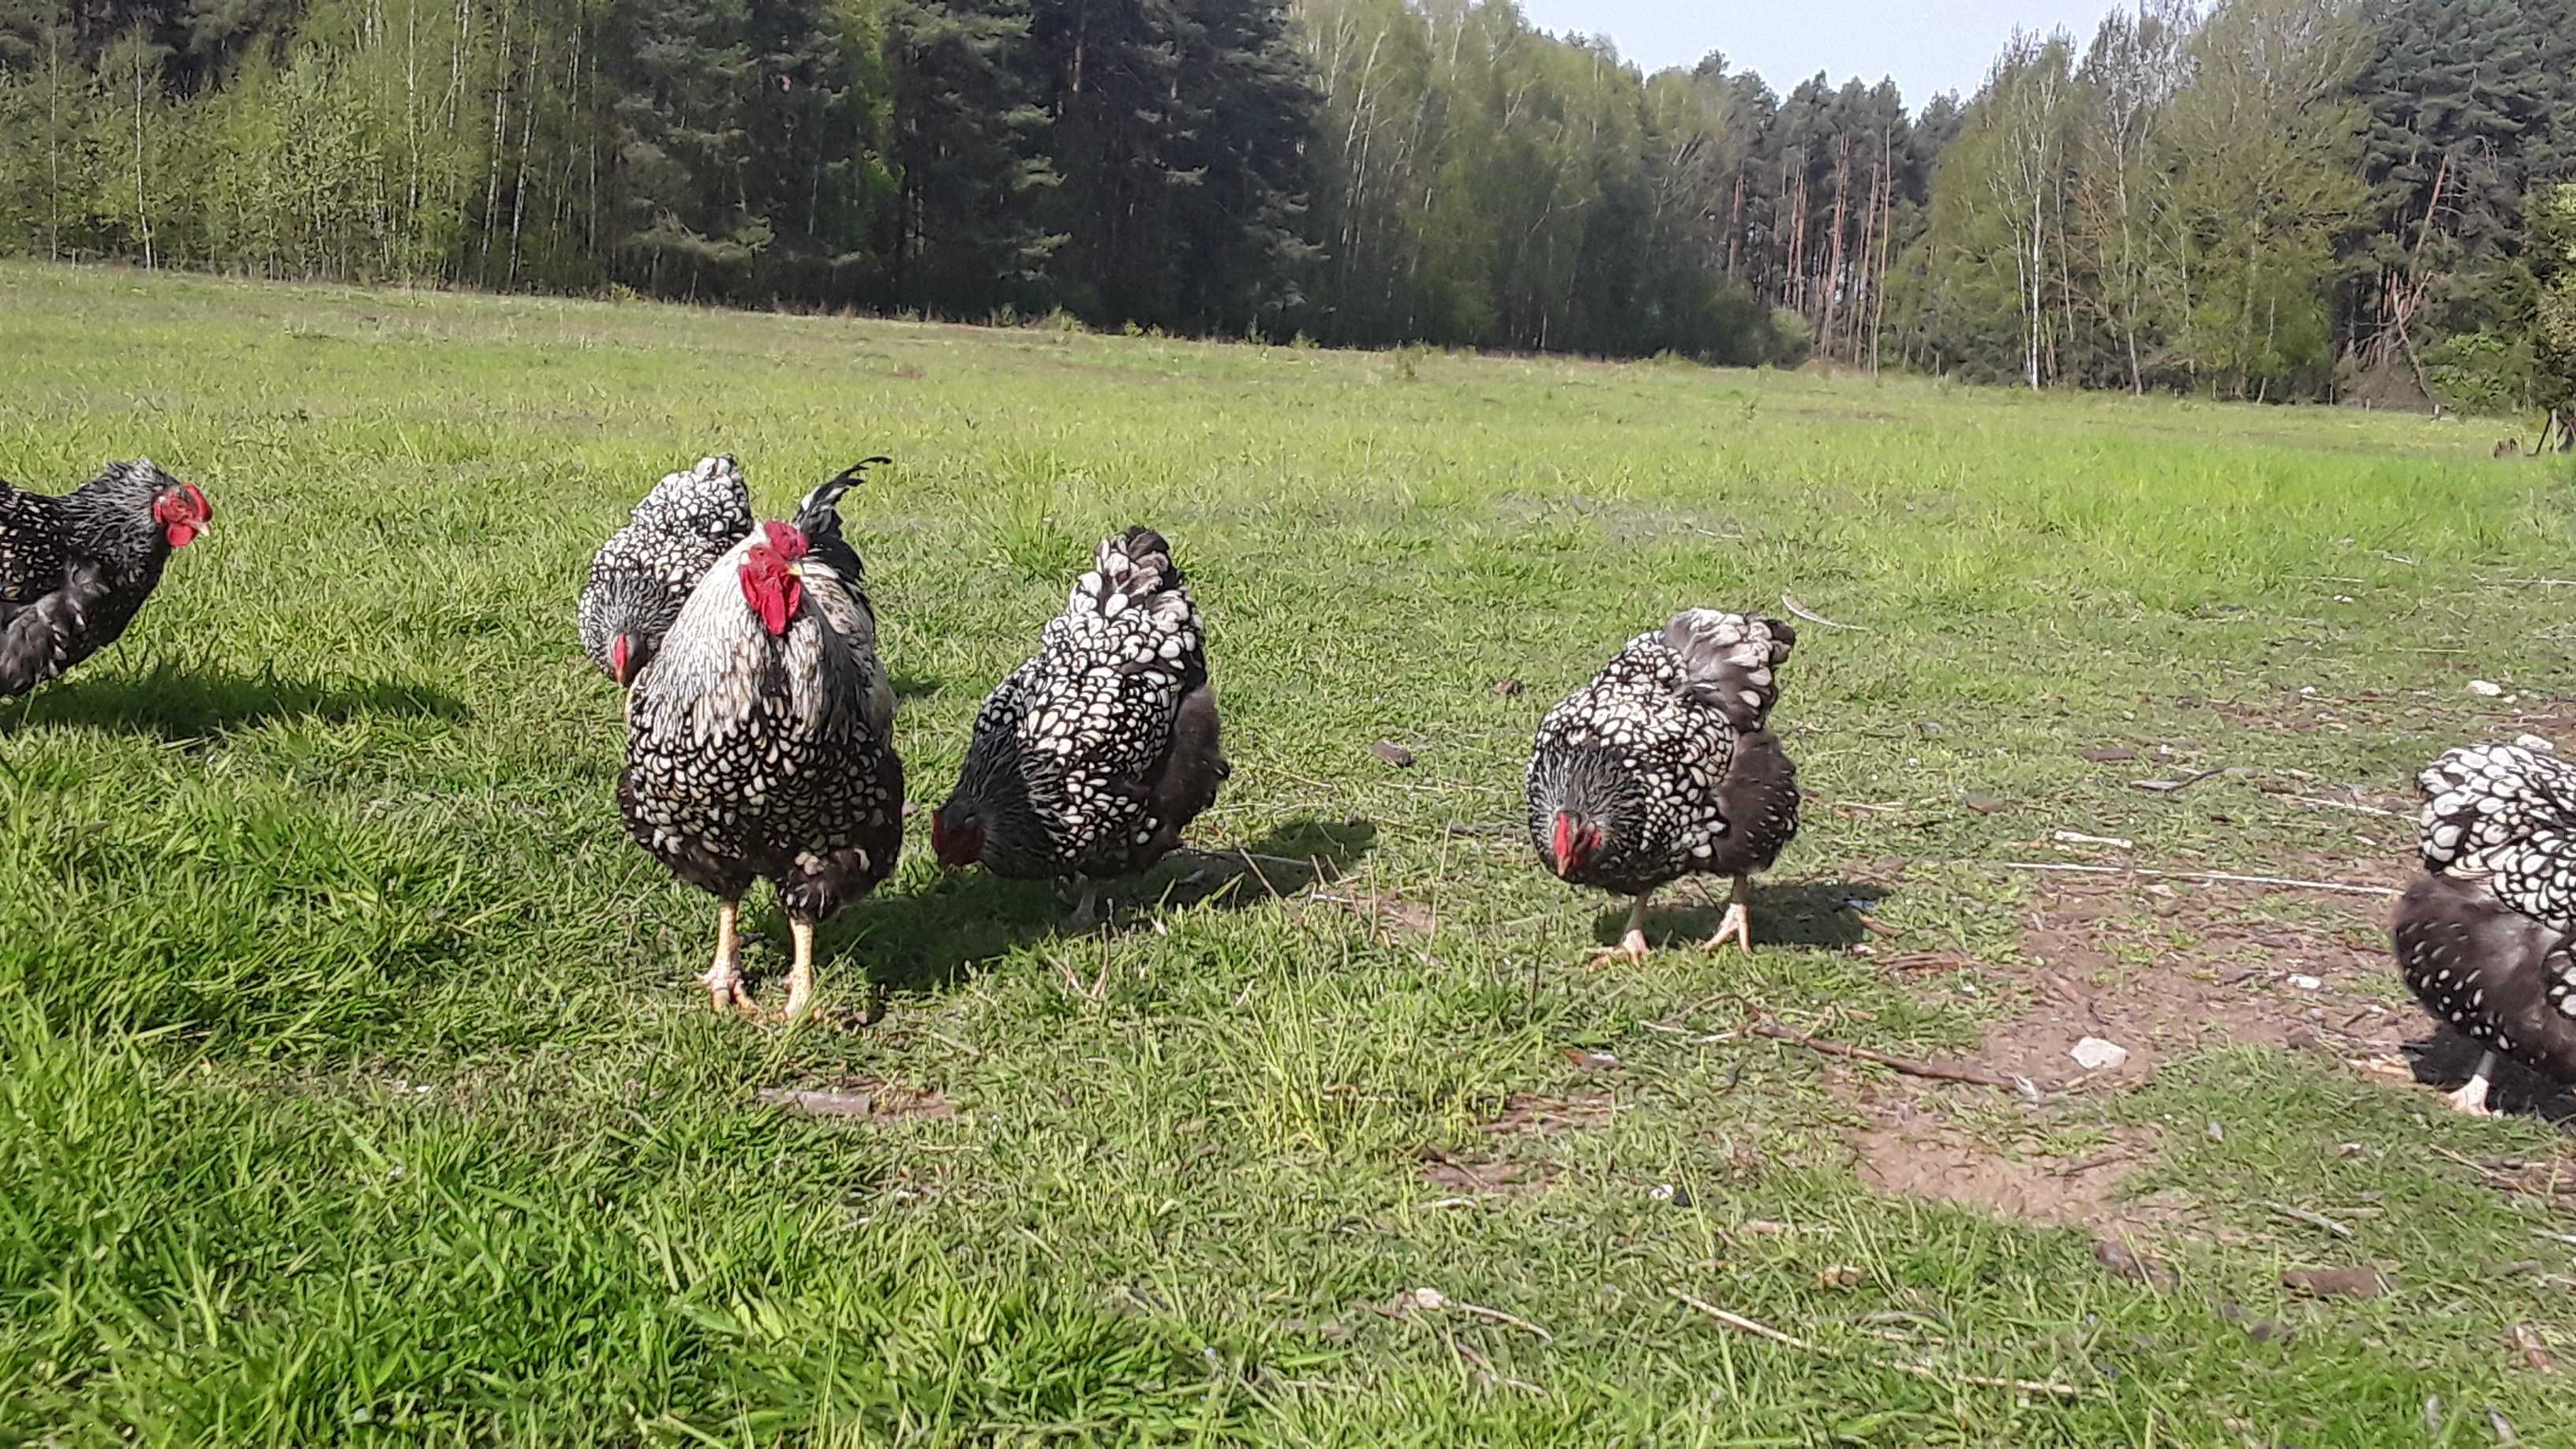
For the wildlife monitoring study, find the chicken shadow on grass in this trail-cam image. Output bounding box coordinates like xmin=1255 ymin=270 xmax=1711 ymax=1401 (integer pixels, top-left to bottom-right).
xmin=1589 ymin=879 xmax=1890 ymax=954
xmin=2404 ymin=1028 xmax=2576 ymax=1127
xmin=842 ymin=816 xmax=1381 ymax=998
xmin=4 ymin=665 xmax=469 ymax=739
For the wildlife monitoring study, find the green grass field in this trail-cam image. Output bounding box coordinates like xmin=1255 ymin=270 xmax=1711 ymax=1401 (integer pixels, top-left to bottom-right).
xmin=7 ymin=260 xmax=2576 ymax=1445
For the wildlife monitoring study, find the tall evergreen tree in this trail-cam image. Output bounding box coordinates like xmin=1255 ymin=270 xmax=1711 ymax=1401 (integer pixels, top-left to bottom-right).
xmin=884 ymin=0 xmax=1057 ymax=316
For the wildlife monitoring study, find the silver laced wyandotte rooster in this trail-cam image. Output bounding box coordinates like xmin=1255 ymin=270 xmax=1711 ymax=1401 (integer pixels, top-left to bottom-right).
xmin=2393 ymin=740 xmax=2576 ymax=1114
xmin=2 ymin=459 xmax=213 ymax=701
xmin=930 ymin=527 xmax=1226 ymax=919
xmin=578 ymin=454 xmax=754 ymax=691
xmin=1526 ymin=610 xmax=1798 ymax=964
xmin=618 ymin=458 xmax=900 ymax=1020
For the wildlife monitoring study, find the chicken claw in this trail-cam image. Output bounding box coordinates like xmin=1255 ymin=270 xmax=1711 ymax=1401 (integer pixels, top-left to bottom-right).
xmin=1589 ymin=929 xmax=1651 ymax=966
xmin=1700 ymin=903 xmax=1752 ymax=955
xmin=704 ymin=968 xmax=754 ymax=1013
xmin=2445 ymin=1050 xmax=2497 ymax=1116
xmin=1699 ymin=877 xmax=1753 ymax=955
xmin=1588 ymin=893 xmax=1653 ymax=965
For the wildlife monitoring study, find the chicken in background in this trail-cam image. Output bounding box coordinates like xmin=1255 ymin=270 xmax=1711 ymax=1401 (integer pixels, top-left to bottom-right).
xmin=2 ymin=459 xmax=213 ymax=700
xmin=1526 ymin=610 xmax=1799 ymax=963
xmin=618 ymin=458 xmax=901 ymax=1020
xmin=932 ymin=527 xmax=1227 ymax=920
xmin=578 ymin=454 xmax=754 ymax=691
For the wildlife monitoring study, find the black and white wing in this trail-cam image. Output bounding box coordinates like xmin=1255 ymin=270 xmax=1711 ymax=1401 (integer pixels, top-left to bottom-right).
xmin=1008 ymin=529 xmax=1208 ymax=873
xmin=631 ymin=454 xmax=754 ymax=544
xmin=2420 ymin=743 xmax=2576 ymax=930
xmin=0 ymin=477 xmax=69 ymax=606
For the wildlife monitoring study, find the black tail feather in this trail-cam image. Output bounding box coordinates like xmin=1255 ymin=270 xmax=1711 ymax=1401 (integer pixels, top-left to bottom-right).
xmin=794 ymin=455 xmax=893 ymax=537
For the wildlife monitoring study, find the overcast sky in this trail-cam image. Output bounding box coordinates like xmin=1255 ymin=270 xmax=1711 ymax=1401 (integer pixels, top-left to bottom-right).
xmin=1511 ymin=0 xmax=2125 ymax=107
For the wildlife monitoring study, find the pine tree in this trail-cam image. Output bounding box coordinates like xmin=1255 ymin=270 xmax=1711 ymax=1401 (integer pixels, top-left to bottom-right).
xmin=885 ymin=0 xmax=1058 ymax=316
xmin=602 ymin=0 xmax=762 ymax=298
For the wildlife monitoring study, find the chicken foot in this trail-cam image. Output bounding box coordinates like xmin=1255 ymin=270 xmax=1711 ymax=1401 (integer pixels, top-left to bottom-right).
xmin=1700 ymin=876 xmax=1753 ymax=955
xmin=702 ymin=898 xmax=752 ymax=1012
xmin=2446 ymin=1049 xmax=2497 ymax=1116
xmin=1589 ymin=892 xmax=1653 ymax=965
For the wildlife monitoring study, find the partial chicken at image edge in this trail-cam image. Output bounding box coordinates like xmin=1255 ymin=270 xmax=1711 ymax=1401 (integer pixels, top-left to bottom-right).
xmin=0 ymin=459 xmax=212 ymax=702
xmin=932 ymin=526 xmax=1229 ymax=923
xmin=616 ymin=457 xmax=901 ymax=1021
xmin=2394 ymin=739 xmax=2576 ymax=1114
xmin=1527 ymin=609 xmax=1800 ymax=964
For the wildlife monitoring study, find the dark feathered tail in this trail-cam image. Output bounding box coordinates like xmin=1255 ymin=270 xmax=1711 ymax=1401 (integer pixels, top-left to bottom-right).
xmin=793 ymin=455 xmax=892 ymax=538
xmin=1662 ymin=609 xmax=1795 ymax=731
xmin=1067 ymin=526 xmax=1189 ymax=625
xmin=1114 ymin=526 xmax=1181 ymax=590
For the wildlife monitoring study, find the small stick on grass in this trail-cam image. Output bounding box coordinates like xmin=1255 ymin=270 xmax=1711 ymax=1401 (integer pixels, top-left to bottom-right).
xmin=1447 ymin=1299 xmax=1554 ymax=1342
xmin=1986 ymin=861 xmax=2398 ymax=898
xmin=1233 ymin=848 xmax=1287 ymax=902
xmin=1447 ymin=1338 xmax=1548 ymax=1398
xmin=2263 ymin=1200 xmax=2355 ymax=1239
xmin=1750 ymin=1017 xmax=2031 ymax=1091
xmin=1671 ymin=1290 xmax=1827 ymax=1353
xmin=915 ymin=1028 xmax=982 ymax=1059
xmin=2283 ymin=796 xmax=2405 ymax=819
xmin=1781 ymin=593 xmax=1867 ymax=631
xmin=1672 ymin=1290 xmax=2095 ymax=1399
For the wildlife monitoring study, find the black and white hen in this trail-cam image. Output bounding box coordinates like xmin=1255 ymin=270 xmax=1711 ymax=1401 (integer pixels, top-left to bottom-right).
xmin=619 ymin=459 xmax=901 ymax=1019
xmin=930 ymin=527 xmax=1226 ymax=916
xmin=578 ymin=454 xmax=754 ymax=688
xmin=2 ymin=459 xmax=212 ymax=700
xmin=1526 ymin=610 xmax=1798 ymax=962
xmin=2394 ymin=740 xmax=2576 ymax=1114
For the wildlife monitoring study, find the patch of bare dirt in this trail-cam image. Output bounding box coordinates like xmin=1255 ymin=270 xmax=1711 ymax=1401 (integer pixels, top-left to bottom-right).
xmin=1968 ymin=867 xmax=2407 ymax=1091
xmin=1833 ymin=867 xmax=2416 ymax=1232
xmin=1418 ymin=1150 xmax=1554 ymax=1196
xmin=1410 ymin=1091 xmax=1619 ymax=1198
xmin=1479 ymin=1090 xmax=1617 ymax=1135
xmin=1852 ymin=1121 xmax=2170 ymax=1228
xmin=758 ymin=1081 xmax=956 ymax=1122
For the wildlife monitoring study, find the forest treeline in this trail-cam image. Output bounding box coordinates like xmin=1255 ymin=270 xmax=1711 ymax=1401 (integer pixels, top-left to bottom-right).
xmin=4 ymin=0 xmax=2574 ymax=409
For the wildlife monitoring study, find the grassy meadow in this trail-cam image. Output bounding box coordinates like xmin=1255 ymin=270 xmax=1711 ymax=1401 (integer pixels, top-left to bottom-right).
xmin=8 ymin=260 xmax=2576 ymax=1444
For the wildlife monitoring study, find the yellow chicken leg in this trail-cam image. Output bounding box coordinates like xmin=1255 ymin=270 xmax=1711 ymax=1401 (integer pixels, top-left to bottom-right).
xmin=702 ymin=898 xmax=751 ymax=1012
xmin=780 ymin=917 xmax=819 ymax=1022
xmin=1589 ymin=892 xmax=1653 ymax=965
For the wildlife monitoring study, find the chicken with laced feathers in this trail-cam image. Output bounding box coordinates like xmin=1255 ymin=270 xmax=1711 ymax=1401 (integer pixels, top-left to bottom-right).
xmin=2 ymin=459 xmax=212 ymax=701
xmin=578 ymin=454 xmax=754 ymax=691
xmin=1527 ymin=610 xmax=1799 ymax=963
xmin=2394 ymin=739 xmax=2576 ymax=1114
xmin=932 ymin=526 xmax=1226 ymax=918
xmin=618 ymin=457 xmax=900 ymax=1020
